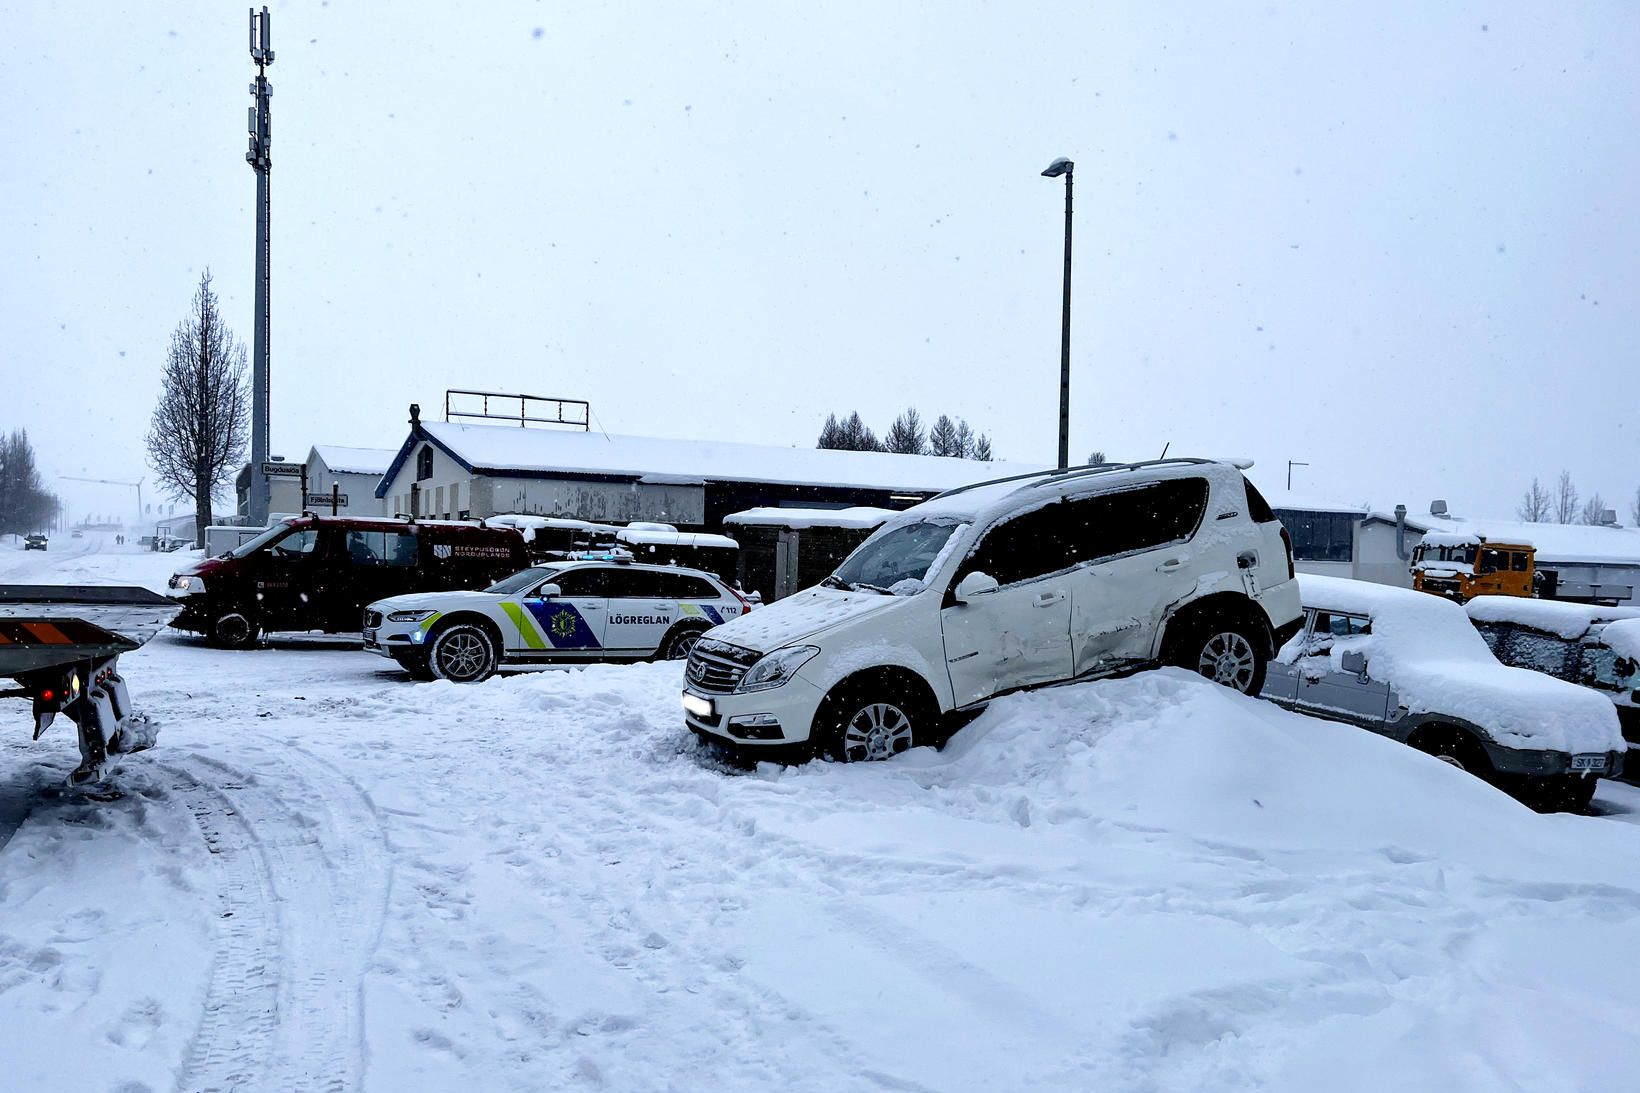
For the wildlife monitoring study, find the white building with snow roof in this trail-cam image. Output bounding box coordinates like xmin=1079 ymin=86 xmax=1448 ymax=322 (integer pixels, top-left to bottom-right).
xmin=305 ymin=445 xmax=395 ymax=517
xmin=375 ymin=404 xmax=1047 ymax=530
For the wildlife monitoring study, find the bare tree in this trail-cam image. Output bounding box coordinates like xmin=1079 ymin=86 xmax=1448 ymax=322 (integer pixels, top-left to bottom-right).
xmin=1552 ymin=469 xmax=1579 ymax=524
xmin=884 ymin=408 xmax=927 ymax=455
xmin=1086 ymin=449 xmax=1107 ymax=465
xmin=144 ymin=271 xmax=250 ymax=540
xmin=1579 ymin=492 xmax=1608 ymax=526
xmin=1631 ymin=485 xmax=1640 ymax=527
xmin=1517 ymin=477 xmax=1551 ymax=522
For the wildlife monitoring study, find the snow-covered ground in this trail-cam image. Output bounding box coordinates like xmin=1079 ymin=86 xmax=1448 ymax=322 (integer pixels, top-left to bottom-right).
xmin=5 ymin=533 xmax=1640 ymax=1091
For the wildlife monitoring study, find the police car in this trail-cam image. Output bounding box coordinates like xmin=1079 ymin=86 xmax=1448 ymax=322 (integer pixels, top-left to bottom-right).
xmin=363 ymin=555 xmax=753 ymax=682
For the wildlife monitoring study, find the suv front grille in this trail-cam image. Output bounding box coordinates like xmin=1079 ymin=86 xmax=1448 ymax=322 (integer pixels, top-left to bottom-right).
xmin=685 ymin=639 xmax=759 ymax=693
xmin=363 ymin=609 xmax=383 ymax=629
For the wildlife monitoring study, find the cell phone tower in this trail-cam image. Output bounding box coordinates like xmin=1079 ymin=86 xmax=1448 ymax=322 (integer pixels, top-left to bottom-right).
xmin=246 ymin=6 xmax=274 ymax=524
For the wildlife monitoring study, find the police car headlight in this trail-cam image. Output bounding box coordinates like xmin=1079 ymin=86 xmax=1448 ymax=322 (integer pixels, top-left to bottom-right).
xmin=387 ymin=609 xmax=438 ymax=623
xmin=738 ymin=645 xmax=820 ymax=693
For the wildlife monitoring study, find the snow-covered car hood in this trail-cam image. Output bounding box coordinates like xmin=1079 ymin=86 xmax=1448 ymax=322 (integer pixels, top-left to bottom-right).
xmin=369 ymin=590 xmax=501 ymax=614
xmin=1292 ymin=575 xmax=1624 ymax=754
xmin=703 ymin=586 xmax=912 ymax=655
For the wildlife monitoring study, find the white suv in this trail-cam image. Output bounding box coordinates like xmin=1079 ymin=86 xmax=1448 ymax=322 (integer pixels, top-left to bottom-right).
xmin=682 ymin=459 xmax=1302 ymax=760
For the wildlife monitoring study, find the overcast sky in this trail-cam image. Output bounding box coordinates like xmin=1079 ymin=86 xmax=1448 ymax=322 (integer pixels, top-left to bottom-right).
xmin=4 ymin=1 xmax=1637 ymax=525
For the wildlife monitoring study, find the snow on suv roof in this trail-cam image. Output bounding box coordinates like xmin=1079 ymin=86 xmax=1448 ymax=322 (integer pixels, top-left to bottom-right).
xmin=1295 ymin=574 xmax=1621 ymax=752
xmin=1465 ymin=596 xmax=1640 ymax=640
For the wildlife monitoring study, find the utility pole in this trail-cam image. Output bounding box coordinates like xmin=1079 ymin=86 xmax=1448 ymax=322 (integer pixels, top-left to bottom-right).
xmin=246 ymin=6 xmax=275 ymax=525
xmin=1287 ymin=460 xmax=1309 ymax=491
xmin=1041 ymin=158 xmax=1075 ymax=470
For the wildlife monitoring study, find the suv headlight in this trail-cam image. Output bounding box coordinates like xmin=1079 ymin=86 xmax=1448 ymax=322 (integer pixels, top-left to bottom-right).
xmin=387 ymin=609 xmax=438 ymax=623
xmin=738 ymin=645 xmax=820 ymax=693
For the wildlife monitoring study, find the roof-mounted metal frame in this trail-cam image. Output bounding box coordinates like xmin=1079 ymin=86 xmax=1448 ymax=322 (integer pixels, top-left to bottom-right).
xmin=930 ymin=457 xmax=1227 ymax=502
xmin=444 ymin=389 xmax=590 ymax=431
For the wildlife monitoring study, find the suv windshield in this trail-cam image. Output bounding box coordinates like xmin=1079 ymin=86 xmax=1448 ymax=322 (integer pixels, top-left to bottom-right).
xmin=830 ymin=519 xmax=967 ymax=594
xmin=229 ymin=520 xmax=295 ymax=558
xmin=485 ymin=566 xmax=559 ymax=595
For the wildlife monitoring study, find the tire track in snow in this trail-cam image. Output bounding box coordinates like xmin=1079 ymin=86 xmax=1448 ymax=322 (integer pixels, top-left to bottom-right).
xmin=164 ymin=745 xmax=389 ymax=1092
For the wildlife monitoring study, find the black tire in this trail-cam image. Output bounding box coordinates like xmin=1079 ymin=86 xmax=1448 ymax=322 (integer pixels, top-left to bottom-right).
xmin=392 ymin=650 xmax=436 ymax=681
xmin=814 ymin=684 xmax=927 ymax=763
xmin=427 ymin=622 xmax=498 ymax=683
xmin=657 ymin=624 xmax=709 ymax=662
xmin=1410 ymin=726 xmax=1492 ymax=777
xmin=209 ymin=610 xmax=259 ymax=650
xmin=1169 ymin=610 xmax=1268 ymax=695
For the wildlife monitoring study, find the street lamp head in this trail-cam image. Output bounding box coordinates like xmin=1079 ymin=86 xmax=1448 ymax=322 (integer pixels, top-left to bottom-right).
xmin=1041 ymin=157 xmax=1073 ymax=178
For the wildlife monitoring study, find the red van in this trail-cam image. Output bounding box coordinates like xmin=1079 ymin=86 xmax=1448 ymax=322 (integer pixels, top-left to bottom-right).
xmin=167 ymin=516 xmax=528 ymax=647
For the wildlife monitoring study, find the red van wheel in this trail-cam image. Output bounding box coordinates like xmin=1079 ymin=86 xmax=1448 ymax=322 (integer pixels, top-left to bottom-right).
xmin=210 ymin=611 xmax=260 ymax=650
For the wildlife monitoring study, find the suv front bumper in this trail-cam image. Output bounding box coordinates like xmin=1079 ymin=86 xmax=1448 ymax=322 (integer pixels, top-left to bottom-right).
xmin=1483 ymin=741 xmax=1625 ymax=779
xmin=683 ymin=674 xmax=827 ymax=750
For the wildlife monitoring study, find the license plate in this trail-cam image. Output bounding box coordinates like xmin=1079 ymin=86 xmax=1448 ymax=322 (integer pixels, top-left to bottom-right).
xmin=681 ymin=693 xmax=713 ymax=718
xmin=1571 ymin=754 xmax=1607 ymax=772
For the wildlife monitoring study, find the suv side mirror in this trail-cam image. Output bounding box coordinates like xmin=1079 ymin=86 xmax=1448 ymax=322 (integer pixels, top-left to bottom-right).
xmin=1340 ymin=649 xmax=1367 ymax=676
xmin=533 ymin=583 xmax=562 ymax=600
xmin=953 ymin=571 xmax=1000 ymax=603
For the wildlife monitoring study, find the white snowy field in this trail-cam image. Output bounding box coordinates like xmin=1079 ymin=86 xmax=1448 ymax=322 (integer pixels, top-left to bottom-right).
xmin=5 ymin=534 xmax=1640 ymax=1092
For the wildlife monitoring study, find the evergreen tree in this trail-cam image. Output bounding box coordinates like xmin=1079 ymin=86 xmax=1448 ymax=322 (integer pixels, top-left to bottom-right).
xmin=954 ymin=420 xmax=976 ymax=458
xmin=884 ymin=408 xmax=926 ymax=455
xmin=816 ymin=413 xmax=846 ymax=449
xmin=928 ymin=414 xmax=962 ymax=457
xmin=973 ymin=435 xmax=994 ymax=461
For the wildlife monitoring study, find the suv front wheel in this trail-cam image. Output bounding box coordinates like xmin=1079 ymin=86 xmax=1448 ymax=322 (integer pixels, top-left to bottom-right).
xmin=815 ymin=680 xmax=932 ymax=762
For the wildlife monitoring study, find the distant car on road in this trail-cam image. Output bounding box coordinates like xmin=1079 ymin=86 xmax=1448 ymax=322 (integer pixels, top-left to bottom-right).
xmin=364 ymin=558 xmax=754 ymax=682
xmin=23 ymin=534 xmax=48 ymax=551
xmin=70 ymin=529 xmax=84 ymax=539
xmin=1466 ymin=596 xmax=1640 ymax=783
xmin=1263 ymin=575 xmax=1625 ymax=811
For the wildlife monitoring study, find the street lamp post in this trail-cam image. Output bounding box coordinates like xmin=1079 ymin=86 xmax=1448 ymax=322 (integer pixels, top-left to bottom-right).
xmin=1041 ymin=157 xmax=1074 ymax=470
xmin=1287 ymin=460 xmax=1309 ymax=491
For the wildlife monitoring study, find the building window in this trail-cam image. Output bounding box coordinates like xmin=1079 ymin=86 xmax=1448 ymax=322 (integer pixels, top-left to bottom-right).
xmin=1275 ymin=509 xmax=1354 ymax=563
xmin=416 ymin=446 xmax=434 ymax=482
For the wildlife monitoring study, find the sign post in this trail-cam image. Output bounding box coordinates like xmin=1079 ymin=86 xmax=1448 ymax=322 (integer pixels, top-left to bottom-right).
xmin=304 ymin=488 xmax=347 ymax=515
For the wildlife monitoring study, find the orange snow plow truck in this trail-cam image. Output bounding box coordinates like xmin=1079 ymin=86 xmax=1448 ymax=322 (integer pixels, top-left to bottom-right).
xmin=1412 ymin=532 xmax=1536 ymax=602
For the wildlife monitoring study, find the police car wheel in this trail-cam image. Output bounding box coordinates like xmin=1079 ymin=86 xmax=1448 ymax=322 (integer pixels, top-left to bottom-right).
xmin=659 ymin=626 xmax=707 ymax=661
xmin=428 ymin=623 xmax=497 ymax=684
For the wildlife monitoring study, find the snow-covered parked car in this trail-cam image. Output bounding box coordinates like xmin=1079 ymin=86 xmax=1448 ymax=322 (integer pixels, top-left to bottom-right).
xmin=1466 ymin=596 xmax=1640 ymax=782
xmin=364 ymin=558 xmax=754 ymax=682
xmin=683 ymin=458 xmax=1303 ymax=761
xmin=1263 ymin=575 xmax=1625 ymax=811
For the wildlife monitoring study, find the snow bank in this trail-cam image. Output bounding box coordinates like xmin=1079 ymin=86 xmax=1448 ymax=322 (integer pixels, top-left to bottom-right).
xmin=1294 ymin=575 xmax=1623 ymax=752
xmin=1466 ymin=595 xmax=1640 ymax=639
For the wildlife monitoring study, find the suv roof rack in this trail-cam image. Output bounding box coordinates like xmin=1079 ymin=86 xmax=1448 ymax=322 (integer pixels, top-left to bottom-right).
xmin=931 ymin=457 xmax=1226 ymax=503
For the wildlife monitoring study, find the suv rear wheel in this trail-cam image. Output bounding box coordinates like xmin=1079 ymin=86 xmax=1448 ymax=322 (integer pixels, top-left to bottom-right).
xmin=428 ymin=623 xmax=498 ymax=683
xmin=1169 ymin=611 xmax=1268 ymax=695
